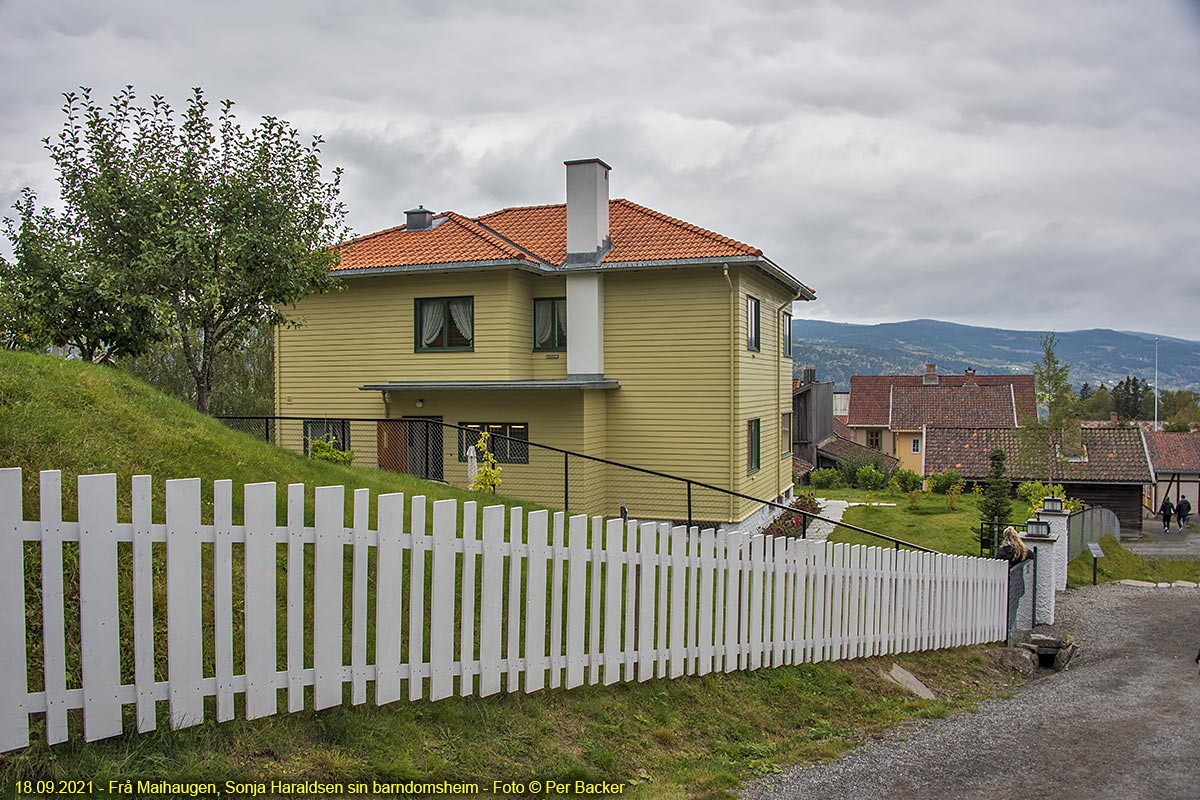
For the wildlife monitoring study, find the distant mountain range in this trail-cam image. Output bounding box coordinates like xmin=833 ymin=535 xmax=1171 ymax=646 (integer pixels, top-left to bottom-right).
xmin=791 ymin=319 xmax=1200 ymax=392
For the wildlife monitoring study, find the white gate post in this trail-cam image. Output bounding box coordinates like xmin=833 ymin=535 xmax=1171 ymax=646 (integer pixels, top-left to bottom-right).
xmin=1036 ymin=504 xmax=1071 ymax=592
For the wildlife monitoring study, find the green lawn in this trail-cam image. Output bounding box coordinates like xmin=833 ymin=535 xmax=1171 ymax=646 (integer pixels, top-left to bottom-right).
xmin=1066 ymin=536 xmax=1200 ymax=588
xmin=819 ymin=490 xmax=1025 ymax=556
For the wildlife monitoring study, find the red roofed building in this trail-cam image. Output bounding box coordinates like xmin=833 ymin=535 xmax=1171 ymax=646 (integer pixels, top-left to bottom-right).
xmin=845 ymin=364 xmax=1036 ymax=473
xmin=1145 ymin=431 xmax=1200 ymax=513
xmin=275 ymin=159 xmax=815 ymax=526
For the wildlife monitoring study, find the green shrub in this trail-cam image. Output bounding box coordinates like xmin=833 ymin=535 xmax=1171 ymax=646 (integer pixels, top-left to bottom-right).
xmin=809 ymin=468 xmax=841 ymax=489
xmin=467 ymin=431 xmax=503 ymax=493
xmin=888 ymin=468 xmax=923 ymax=493
xmin=1016 ymin=480 xmax=1084 ymax=517
xmin=929 ymin=469 xmax=963 ymax=494
xmin=854 ymin=464 xmax=886 ymax=490
xmin=309 ymin=434 xmax=353 ymax=464
xmin=906 ymin=490 xmax=922 ymax=510
xmin=762 ymin=492 xmax=823 ymax=538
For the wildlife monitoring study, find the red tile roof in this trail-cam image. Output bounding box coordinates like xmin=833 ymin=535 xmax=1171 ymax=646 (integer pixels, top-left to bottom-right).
xmin=333 ymin=199 xmax=812 ymax=297
xmin=1146 ymin=432 xmax=1200 ymax=472
xmin=889 ymin=384 xmax=1018 ymax=430
xmin=923 ymin=426 xmax=1152 ymax=483
xmin=816 ymin=434 xmax=901 ymax=471
xmin=846 ymin=371 xmax=1035 ymax=428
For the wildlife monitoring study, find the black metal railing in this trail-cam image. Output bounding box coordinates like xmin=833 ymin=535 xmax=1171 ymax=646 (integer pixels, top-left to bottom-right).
xmin=978 ymin=520 xmax=1031 ymax=558
xmin=217 ymin=415 xmax=935 ymax=552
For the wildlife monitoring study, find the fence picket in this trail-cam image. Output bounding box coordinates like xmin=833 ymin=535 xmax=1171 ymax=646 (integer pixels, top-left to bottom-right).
xmin=656 ymin=523 xmax=670 ymax=678
xmin=286 ymin=483 xmax=306 ymax=712
xmin=622 ymin=522 xmax=638 ymax=683
xmin=375 ymin=493 xmax=405 ymax=705
xmin=39 ymin=471 xmax=68 ymax=743
xmin=245 ymin=482 xmax=278 ymax=720
xmin=698 ymin=529 xmax=715 ymax=676
xmin=409 ymin=496 xmax=428 ymax=701
xmin=506 ymin=508 xmax=523 ymax=692
xmin=351 ymin=489 xmax=370 ymax=705
xmin=637 ymin=522 xmax=657 ymax=682
xmin=460 ymin=501 xmax=479 ymax=697
xmin=669 ymin=525 xmax=686 ymax=678
xmin=738 ymin=533 xmax=752 ymax=670
xmin=480 ymin=505 xmax=505 ymax=696
xmin=565 ymin=515 xmax=589 ymax=689
xmin=587 ymin=517 xmax=603 ymax=686
xmin=0 ymin=469 xmax=27 ymax=752
xmin=165 ymin=477 xmax=203 ymax=731
xmin=430 ymin=499 xmax=457 ymax=701
xmin=524 ymin=509 xmax=549 ymax=694
xmin=548 ymin=511 xmax=564 ymax=690
xmin=314 ymin=485 xmax=345 ymax=710
xmin=602 ymin=519 xmax=623 ymax=685
xmin=687 ymin=528 xmax=700 ymax=675
xmin=131 ymin=474 xmax=155 ymax=733
xmin=213 ymin=479 xmax=234 ymax=724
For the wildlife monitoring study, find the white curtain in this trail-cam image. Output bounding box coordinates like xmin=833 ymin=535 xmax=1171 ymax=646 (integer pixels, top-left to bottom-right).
xmin=554 ymin=299 xmax=567 ymax=345
xmin=534 ymin=300 xmax=554 ymax=348
xmin=449 ymin=298 xmax=473 ymax=343
xmin=421 ymin=302 xmax=445 ymax=347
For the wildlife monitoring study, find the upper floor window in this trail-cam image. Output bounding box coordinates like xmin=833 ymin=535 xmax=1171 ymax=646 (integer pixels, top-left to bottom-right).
xmin=747 ymin=418 xmax=761 ymax=473
xmin=781 ymin=412 xmax=792 ymax=457
xmin=782 ymin=310 xmax=792 ymax=357
xmin=533 ymin=298 xmax=567 ymax=351
xmin=747 ymin=296 xmax=761 ymax=351
xmin=867 ymin=430 xmax=881 ymax=451
xmin=912 ymin=437 xmax=921 ymax=454
xmin=416 ymin=297 xmax=473 ymax=351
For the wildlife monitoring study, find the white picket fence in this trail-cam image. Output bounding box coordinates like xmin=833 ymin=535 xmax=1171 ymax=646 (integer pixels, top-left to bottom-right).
xmin=0 ymin=469 xmax=1009 ymax=752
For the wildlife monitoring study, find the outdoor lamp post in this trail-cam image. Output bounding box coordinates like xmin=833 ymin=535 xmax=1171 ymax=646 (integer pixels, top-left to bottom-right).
xmin=1025 ymin=519 xmax=1051 ymax=538
xmin=1042 ymin=496 xmax=1064 ymax=513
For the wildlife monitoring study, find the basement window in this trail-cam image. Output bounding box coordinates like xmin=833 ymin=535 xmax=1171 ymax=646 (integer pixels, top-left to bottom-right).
xmin=416 ymin=297 xmax=474 ymax=351
xmin=303 ymin=419 xmax=350 ymax=456
xmin=458 ymin=422 xmax=530 ymax=464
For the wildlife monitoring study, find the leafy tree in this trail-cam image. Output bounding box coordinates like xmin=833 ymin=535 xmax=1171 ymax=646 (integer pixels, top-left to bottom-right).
xmin=5 ymin=87 xmax=349 ymax=410
xmin=1111 ymin=376 xmax=1147 ymax=420
xmin=1020 ymin=334 xmax=1081 ymax=482
xmin=1077 ymin=383 xmax=1113 ymax=419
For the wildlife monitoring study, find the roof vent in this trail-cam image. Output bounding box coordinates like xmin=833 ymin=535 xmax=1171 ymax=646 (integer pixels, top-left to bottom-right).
xmin=923 ymin=363 xmax=939 ymax=386
xmin=802 ymin=367 xmax=816 ymax=384
xmin=405 ymin=205 xmax=434 ymax=231
xmin=964 ymin=367 xmax=976 ymax=377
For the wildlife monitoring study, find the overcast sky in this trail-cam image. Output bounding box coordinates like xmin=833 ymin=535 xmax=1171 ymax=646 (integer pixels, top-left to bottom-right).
xmin=2 ymin=0 xmax=1199 ymax=339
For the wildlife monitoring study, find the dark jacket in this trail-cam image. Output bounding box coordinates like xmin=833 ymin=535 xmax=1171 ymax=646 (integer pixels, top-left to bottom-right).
xmin=1177 ymin=498 xmax=1191 ymax=518
xmin=996 ymin=544 xmax=1031 ymax=564
xmin=1160 ymin=499 xmax=1175 ymax=517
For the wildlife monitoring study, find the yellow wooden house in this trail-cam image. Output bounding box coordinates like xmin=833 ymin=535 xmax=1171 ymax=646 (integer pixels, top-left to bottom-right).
xmin=275 ymin=159 xmax=814 ymax=525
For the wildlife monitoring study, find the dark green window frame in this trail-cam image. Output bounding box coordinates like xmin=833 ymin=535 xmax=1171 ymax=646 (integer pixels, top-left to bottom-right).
xmin=747 ymin=418 xmax=761 ymax=474
xmin=533 ymin=297 xmax=567 ymax=351
xmin=782 ymin=310 xmax=792 ymax=357
xmin=781 ymin=412 xmax=792 ymax=457
xmin=458 ymin=422 xmax=530 ymax=464
xmin=303 ymin=419 xmax=350 ymax=457
xmin=747 ymin=296 xmax=761 ymax=351
xmin=415 ymin=296 xmax=474 ymax=351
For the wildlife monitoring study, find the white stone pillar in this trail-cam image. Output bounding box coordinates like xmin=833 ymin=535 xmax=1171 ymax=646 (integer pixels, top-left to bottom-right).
xmin=1019 ymin=532 xmax=1057 ymax=625
xmin=1037 ymin=507 xmax=1071 ymax=591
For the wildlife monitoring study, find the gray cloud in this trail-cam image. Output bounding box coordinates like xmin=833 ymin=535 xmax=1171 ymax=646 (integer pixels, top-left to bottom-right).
xmin=1 ymin=0 xmax=1198 ymax=338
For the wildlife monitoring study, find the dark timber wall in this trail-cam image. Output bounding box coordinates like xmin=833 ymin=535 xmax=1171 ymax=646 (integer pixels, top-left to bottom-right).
xmin=1065 ymin=483 xmax=1145 ymax=530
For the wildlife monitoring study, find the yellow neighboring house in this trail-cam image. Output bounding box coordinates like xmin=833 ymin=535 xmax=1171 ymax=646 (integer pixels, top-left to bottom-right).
xmin=275 ymin=159 xmax=814 ymax=525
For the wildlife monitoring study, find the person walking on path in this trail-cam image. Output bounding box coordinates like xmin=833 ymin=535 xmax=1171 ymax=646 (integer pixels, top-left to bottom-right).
xmin=1176 ymin=496 xmax=1191 ymax=530
xmin=1159 ymin=497 xmax=1174 ymax=533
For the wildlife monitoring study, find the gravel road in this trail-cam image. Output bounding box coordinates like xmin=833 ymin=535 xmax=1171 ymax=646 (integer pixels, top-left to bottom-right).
xmin=740 ymin=585 xmax=1200 ymax=800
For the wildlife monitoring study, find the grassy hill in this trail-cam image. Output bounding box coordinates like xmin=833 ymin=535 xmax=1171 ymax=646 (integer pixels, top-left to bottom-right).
xmin=791 ymin=318 xmax=1200 ymax=391
xmin=0 ymin=351 xmax=1026 ymax=799
xmin=0 ymin=349 xmax=540 ymax=523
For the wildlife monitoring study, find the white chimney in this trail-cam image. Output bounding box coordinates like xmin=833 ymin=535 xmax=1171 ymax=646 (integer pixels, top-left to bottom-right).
xmin=564 ymin=158 xmax=611 ymax=263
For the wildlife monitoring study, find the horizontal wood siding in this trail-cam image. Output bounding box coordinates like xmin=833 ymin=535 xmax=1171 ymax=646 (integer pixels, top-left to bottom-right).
xmin=1067 ymin=483 xmax=1145 ymax=530
xmin=603 ymin=267 xmax=731 ymax=515
xmin=734 ymin=267 xmax=796 ymax=521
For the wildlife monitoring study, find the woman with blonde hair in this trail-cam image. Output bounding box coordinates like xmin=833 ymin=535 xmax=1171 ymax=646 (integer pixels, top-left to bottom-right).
xmin=996 ymin=526 xmax=1030 ymax=564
